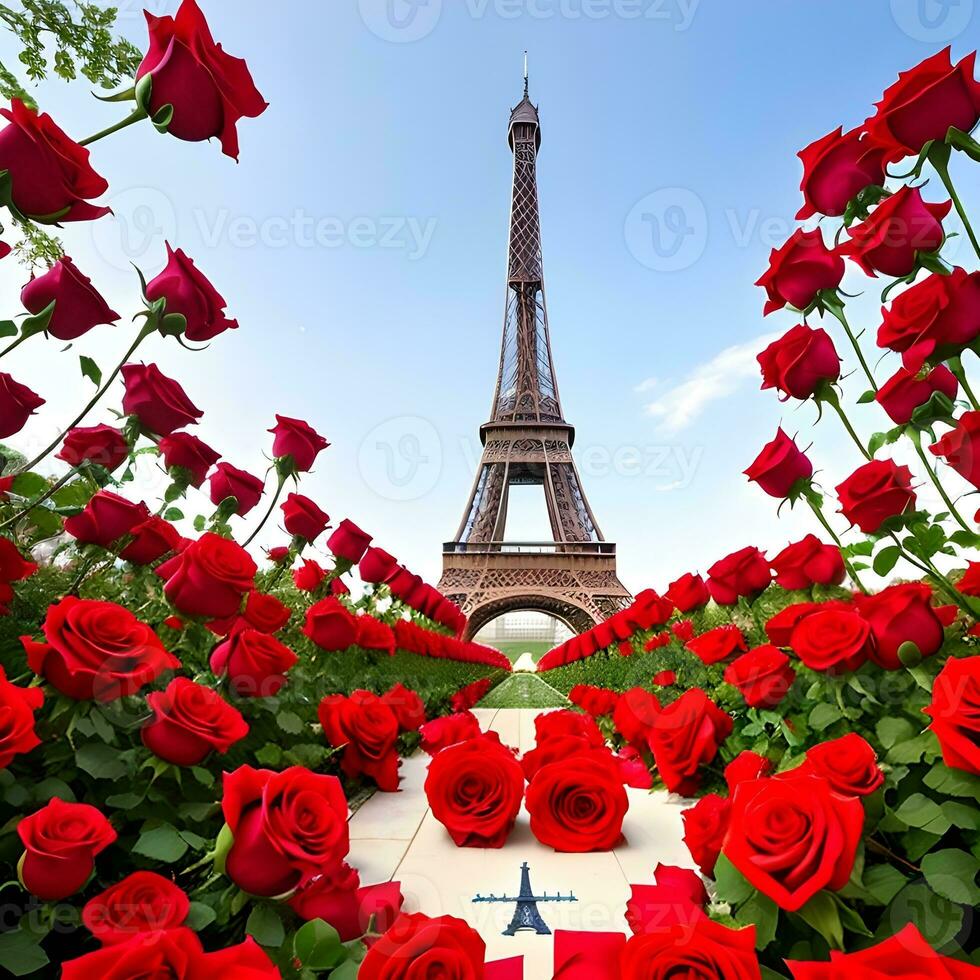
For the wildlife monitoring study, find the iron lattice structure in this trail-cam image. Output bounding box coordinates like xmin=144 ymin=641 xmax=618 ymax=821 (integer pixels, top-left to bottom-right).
xmin=439 ymin=79 xmax=631 ymax=639
xmin=473 ymin=862 xmax=577 ymax=937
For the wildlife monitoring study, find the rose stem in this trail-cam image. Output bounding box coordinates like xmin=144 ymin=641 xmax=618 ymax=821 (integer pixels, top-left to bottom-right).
xmin=824 ymin=303 xmax=878 ymax=392
xmin=78 ymin=105 xmax=149 ymax=147
xmin=948 ymin=356 xmax=980 ymax=411
xmin=930 ymin=149 xmax=980 ymax=262
xmin=885 ymin=531 xmax=977 ymax=618
xmin=243 ymin=469 xmax=288 ymax=548
xmin=0 ymin=465 xmax=81 ymax=531
xmin=906 ymin=428 xmax=973 ymax=534
xmin=804 ymin=496 xmax=869 ymax=594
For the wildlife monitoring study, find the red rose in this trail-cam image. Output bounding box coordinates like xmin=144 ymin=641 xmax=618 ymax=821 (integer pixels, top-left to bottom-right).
xmin=360 ymin=913 xmax=486 ymax=980
xmin=0 ymin=665 xmax=43 ymax=768
xmin=626 ymin=863 xmax=708 ymax=935
xmin=925 ymin=655 xmax=980 ymax=776
xmin=63 ymin=490 xmax=150 ymax=548
xmin=136 ymin=0 xmax=267 ymax=159
xmin=158 ymin=431 xmax=220 ymax=487
xmin=23 ymin=596 xmax=179 ymax=701
xmin=531 ymin=709 xmax=604 ymax=749
xmin=865 ymin=48 xmax=980 ymax=161
xmin=425 ymin=734 xmax=524 ymax=848
xmin=525 ymin=749 xmax=629 ymax=852
xmin=879 ymin=268 xmax=980 ymax=372
xmin=57 ymin=424 xmax=129 ymax=472
xmin=665 ymin=572 xmax=711 ymax=612
xmin=382 ymin=683 xmax=426 ymax=732
xmin=360 ymin=546 xmax=398 ymax=584
xmin=766 ymin=600 xmax=850 ymax=646
xmin=789 ymin=606 xmax=873 ymax=673
xmin=328 ymin=518 xmax=373 ymax=563
xmin=682 ymin=793 xmax=730 ymax=878
xmin=569 ymin=684 xmax=620 ymax=717
xmin=269 ymin=415 xmax=330 ymax=473
xmin=522 ymin=734 xmax=606 ymax=782
xmin=451 ymin=678 xmax=491 ymax=712
xmin=706 ymin=546 xmax=772 ymax=605
xmin=724 ymin=645 xmax=795 ymax=710
xmin=0 ymin=536 xmax=37 ymax=584
xmin=854 ymin=582 xmax=945 ymax=668
xmin=18 ymin=798 xmax=116 ymax=900
xmin=208 ymin=462 xmax=264 ymax=517
xmin=796 ymin=125 xmax=887 ymax=219
xmin=82 ymin=871 xmax=190 ymax=945
xmin=21 ymin=255 xmax=119 ymax=341
xmin=243 ymin=591 xmax=291 ymax=633
xmin=755 ymin=228 xmax=845 ymax=315
xmin=0 ymin=99 xmax=109 ymax=221
xmin=796 ymin=733 xmax=884 ymax=797
xmin=142 ymin=677 xmax=248 ymax=765
xmin=648 ymin=689 xmax=733 ymax=796
xmin=672 ymin=619 xmax=695 ymax=643
xmin=303 ymin=596 xmax=358 ymax=651
xmin=210 ymin=627 xmax=297 ymax=697
xmin=653 ymin=670 xmax=676 ymax=687
xmin=612 ymin=687 xmax=661 ymax=749
xmin=620 ymin=918 xmax=760 ymax=978
xmin=931 ymin=410 xmax=980 ymax=489
xmin=836 ymin=459 xmax=916 ymax=532
xmin=876 ymin=364 xmax=957 ymax=425
xmin=0 ymin=371 xmax=44 ymax=438
xmin=281 ymin=492 xmax=329 ymax=542
xmin=121 ymin=362 xmax=203 ymax=436
xmin=686 ymin=624 xmax=747 ymax=665
xmin=770 ymin=535 xmax=845 ymax=590
xmin=265 ymin=545 xmax=291 ymax=565
xmin=420 ymin=712 xmax=483 ymax=756
xmin=724 ymin=751 xmax=773 ymax=792
xmin=119 ymin=516 xmax=181 ymax=566
xmin=745 ymin=428 xmax=813 ymax=499
xmin=222 ymin=765 xmax=349 ymax=897
xmin=723 ymin=773 xmax=864 ymax=911
xmin=355 ymin=614 xmax=396 ymax=656
xmin=320 ymin=690 xmax=401 ymax=791
xmin=644 ymin=632 xmax=671 ymax=653
xmin=758 ymin=323 xmax=841 ymax=401
xmin=839 ymin=186 xmax=950 ymax=278
xmin=293 ymin=558 xmax=327 ymax=592
xmin=155 ymin=532 xmax=257 ymax=619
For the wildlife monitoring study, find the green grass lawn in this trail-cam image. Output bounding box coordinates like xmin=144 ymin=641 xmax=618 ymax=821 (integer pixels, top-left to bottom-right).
xmin=476 ymin=673 xmax=570 ymax=709
xmin=486 ymin=640 xmax=556 ymax=663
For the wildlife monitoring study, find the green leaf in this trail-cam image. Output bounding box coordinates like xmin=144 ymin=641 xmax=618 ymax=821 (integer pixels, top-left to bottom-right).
xmin=862 ymin=864 xmax=907 ymax=906
xmin=923 ymin=763 xmax=980 ymax=802
xmin=185 ymin=901 xmax=217 ymax=931
xmin=133 ymin=824 xmax=188 ymax=863
xmin=887 ymin=732 xmax=936 ymax=765
xmin=921 ymin=849 xmax=980 ymax=905
xmin=736 ymin=891 xmax=778 ymax=949
xmin=11 ymin=472 xmax=49 ymax=498
xmin=857 ymin=389 xmax=877 ymax=404
xmin=163 ymin=507 xmax=184 ymax=522
xmin=79 ymin=355 xmax=102 ymax=387
xmin=246 ymin=904 xmax=285 ymax=948
xmin=876 ymin=717 xmax=915 ymax=749
xmin=941 ymin=800 xmax=980 ymax=830
xmin=809 ymin=703 xmax=841 ymax=731
xmin=0 ymin=930 xmax=49 ymax=976
xmin=712 ymin=853 xmax=754 ymax=905
xmin=277 ymin=710 xmax=303 ymax=735
xmin=795 ymin=891 xmax=843 ymax=951
xmin=0 ymin=319 xmax=18 ymax=338
xmin=873 ymin=546 xmax=902 ymax=576
xmin=255 ymin=744 xmax=282 ymax=766
xmin=882 ymin=882 xmax=963 ymax=950
xmin=294 ymin=918 xmax=344 ymax=970
xmin=894 ymin=794 xmax=951 ymax=835
xmin=75 ymin=742 xmax=128 ymax=780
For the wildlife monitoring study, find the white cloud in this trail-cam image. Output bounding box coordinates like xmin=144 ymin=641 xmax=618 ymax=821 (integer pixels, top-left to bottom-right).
xmin=641 ymin=331 xmax=780 ymax=434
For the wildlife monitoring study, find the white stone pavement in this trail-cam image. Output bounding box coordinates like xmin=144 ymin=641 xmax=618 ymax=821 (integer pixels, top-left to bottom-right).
xmin=347 ymin=707 xmax=696 ymax=976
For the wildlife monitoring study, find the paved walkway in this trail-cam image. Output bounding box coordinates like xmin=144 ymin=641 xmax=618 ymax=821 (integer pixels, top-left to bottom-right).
xmin=347 ymin=708 xmax=695 ymax=975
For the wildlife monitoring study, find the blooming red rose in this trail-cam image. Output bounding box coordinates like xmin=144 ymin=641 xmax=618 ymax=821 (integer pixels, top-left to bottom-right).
xmin=155 ymin=531 xmax=256 ymax=619
xmin=865 ymin=48 xmax=980 ymax=161
xmin=23 ymin=596 xmax=179 ymax=701
xmin=796 ymin=125 xmax=887 ymax=220
xmin=757 ymin=323 xmax=841 ymax=401
xmin=745 ymin=428 xmax=813 ymax=499
xmin=360 ymin=546 xmax=398 ymax=584
xmin=620 ymin=918 xmax=760 ymax=978
xmin=626 ymin=863 xmax=709 ymax=935
xmin=648 ymin=689 xmax=733 ymax=796
xmin=795 ymin=733 xmax=884 ymax=798
xmin=158 ymin=430 xmax=220 ymax=486
xmin=925 ymin=655 xmax=980 ymax=776
xmin=119 ymin=516 xmax=181 ymax=566
xmin=420 ymin=712 xmax=483 ymax=756
xmin=360 ymin=913 xmax=486 ymax=980
xmin=613 ymin=687 xmax=661 ymax=749
xmin=526 ymin=749 xmax=629 ymax=852
xmin=931 ymin=410 xmax=980 ymax=489
xmin=665 ymin=572 xmax=710 ymax=612
xmin=425 ymin=734 xmax=524 ymax=848
xmin=82 ymin=871 xmax=190 ymax=945
xmin=724 ymin=751 xmax=773 ymax=792
xmin=653 ymin=670 xmax=676 ymax=687
xmin=222 ymin=765 xmax=349 ymax=897
xmin=522 ymin=733 xmax=606 ymax=782
xmin=0 ymin=665 xmax=43 ymax=769
xmin=18 ymin=798 xmax=116 ymax=900
xmin=0 ymin=371 xmax=44 ymax=438
xmin=0 ymin=99 xmax=109 ymax=221
xmin=293 ymin=557 xmax=327 ymax=593
xmin=876 ymin=364 xmax=958 ymax=426
xmin=706 ymin=546 xmax=772 ymax=605
xmin=839 ymin=186 xmax=951 ymax=278
xmin=569 ymin=684 xmax=620 ymax=717
xmin=756 ymin=228 xmax=845 ymax=315
xmin=770 ymin=535 xmax=845 ymax=590
xmin=56 ymin=424 xmax=129 ymax=472
xmin=242 ymin=590 xmax=290 ymax=633
xmin=320 ymin=690 xmax=402 ymax=791
xmin=208 ymin=462 xmax=264 ymax=517
xmin=355 ymin=614 xmax=396 ymax=657
xmin=281 ymin=492 xmax=329 ymax=542
xmin=723 ymin=773 xmax=864 ymax=911
xmin=836 ymin=459 xmax=916 ymax=532
xmin=0 ymin=536 xmax=37 ymax=585
xmin=136 ymin=0 xmax=267 ymax=159
xmin=21 ymin=255 xmax=119 ymax=341
xmin=121 ymin=362 xmax=203 ymax=436
xmin=210 ymin=627 xmax=297 ymax=697
xmin=269 ymin=414 xmax=330 ymax=472
xmin=671 ymin=619 xmax=695 ymax=643
xmin=63 ymin=490 xmax=150 ymax=549
xmin=766 ymin=600 xmax=851 ymax=647
xmin=854 ymin=582 xmax=945 ymax=669
xmin=303 ymin=596 xmax=357 ymax=652
xmin=686 ymin=624 xmax=747 ymax=665
xmin=789 ymin=606 xmax=873 ymax=674
xmin=142 ymin=677 xmax=248 ymax=766
xmin=724 ymin=645 xmax=796 ymax=710
xmin=382 ymin=683 xmax=426 ymax=732
xmin=328 ymin=518 xmax=373 ymax=563
xmin=682 ymin=793 xmax=730 ymax=878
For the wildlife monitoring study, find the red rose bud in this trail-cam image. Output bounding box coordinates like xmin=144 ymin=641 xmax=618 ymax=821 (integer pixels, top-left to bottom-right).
xmin=930 ymin=410 xmax=980 ymax=489
xmin=359 ymin=546 xmax=398 ymax=584
xmin=878 ymin=267 xmax=980 ymax=372
xmin=56 ymin=424 xmax=129 ymax=472
xmin=685 ymin=624 xmax=747 ymax=665
xmin=0 ymin=665 xmax=43 ymax=769
xmin=383 ymin=683 xmax=426 ymax=732
xmin=755 ymin=228 xmax=845 ymax=315
xmin=724 ymin=751 xmax=774 ymax=792
xmin=355 ymin=614 xmax=396 ymax=657
xmin=0 ymin=536 xmax=37 ymax=584
xmin=121 ymin=362 xmax=202 ymax=436
xmin=158 ymin=430 xmax=220 ymax=486
xmin=119 ymin=516 xmax=181 ymax=565
xmin=796 ymin=125 xmax=887 ymax=220
xmin=327 ymin=518 xmax=372 ymax=563
xmin=155 ymin=532 xmax=256 ymax=619
xmin=682 ymin=794 xmax=730 ymax=878
xmin=838 ymin=186 xmax=950 ymax=278
xmin=268 ymin=415 xmax=330 ymax=473
xmin=770 ymin=535 xmax=845 ymax=590
xmin=210 ymin=627 xmax=298 ymax=698
xmin=664 ymin=572 xmax=710 ymax=612
xmin=724 ymin=645 xmax=795 ymax=709
xmin=281 ymin=492 xmax=329 ymax=542
xmin=744 ymin=428 xmax=812 ymax=499
xmin=145 ymin=243 xmax=238 ymax=341
xmin=293 ymin=558 xmax=327 ymax=592
xmin=303 ymin=596 xmax=358 ymax=652
xmin=854 ymin=582 xmax=946 ymax=669
xmin=925 ymin=656 xmax=980 ymax=776
xmin=330 ymin=577 xmax=350 ymax=597
xmin=208 ymin=462 xmax=264 ymax=517
xmin=865 ymin=48 xmax=980 ymax=162
xmin=0 ymin=100 xmax=109 ymax=222
xmin=0 ymin=371 xmax=44 ymax=438
xmin=82 ymin=871 xmax=190 ymax=946
xmin=265 ymin=545 xmax=291 ymax=565
xmin=63 ymin=490 xmax=150 ymax=548
xmin=836 ymin=459 xmax=916 ymax=532
xmin=875 ymin=364 xmax=957 ymax=425
xmin=136 ymin=0 xmax=268 ymax=160
xmin=243 ymin=591 xmax=291 ymax=633
xmin=420 ymin=712 xmax=482 ymax=756
xmin=706 ymin=546 xmax=771 ymax=605
xmin=652 ymin=670 xmax=676 ymax=687
xmin=758 ymin=324 xmax=840 ymax=400
xmin=795 ymin=733 xmax=884 ymax=798
xmin=21 ymin=256 xmax=119 ymax=341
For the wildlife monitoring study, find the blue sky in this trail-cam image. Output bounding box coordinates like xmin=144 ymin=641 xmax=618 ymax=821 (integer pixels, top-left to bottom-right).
xmin=1 ymin=0 xmax=978 ymax=594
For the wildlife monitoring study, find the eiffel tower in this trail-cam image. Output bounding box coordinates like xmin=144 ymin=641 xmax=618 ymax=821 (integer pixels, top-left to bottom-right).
xmin=439 ymin=62 xmax=631 ymax=639
xmin=473 ymin=862 xmax=577 ymax=936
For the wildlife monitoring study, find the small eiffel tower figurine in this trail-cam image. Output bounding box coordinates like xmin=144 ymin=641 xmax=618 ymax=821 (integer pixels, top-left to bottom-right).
xmin=472 ymin=862 xmax=577 ymax=936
